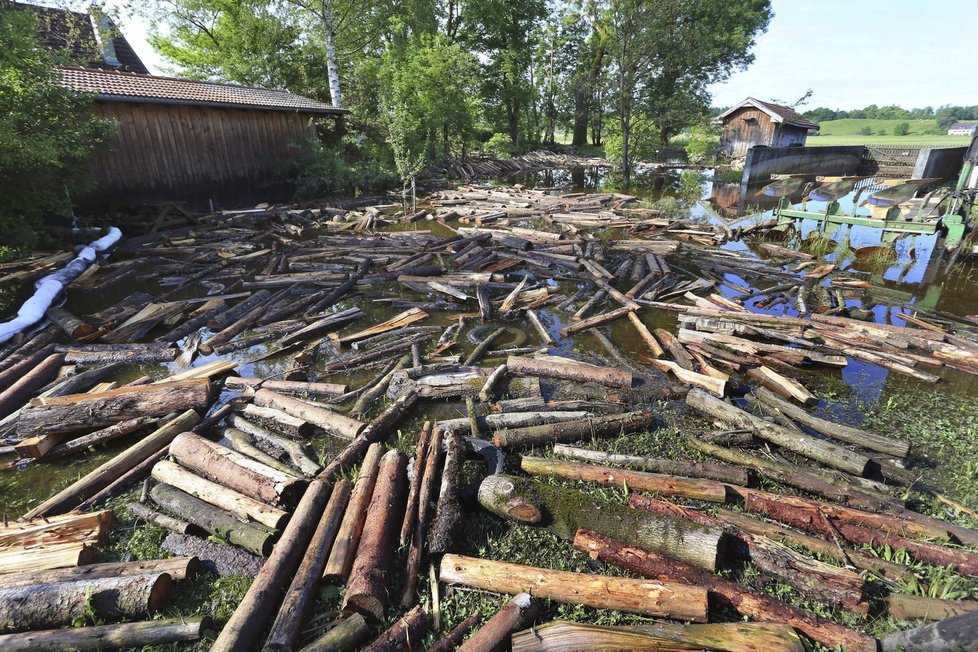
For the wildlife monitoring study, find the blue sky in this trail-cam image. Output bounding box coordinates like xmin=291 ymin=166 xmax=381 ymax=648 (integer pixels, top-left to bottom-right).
xmin=113 ymin=0 xmax=977 ymax=110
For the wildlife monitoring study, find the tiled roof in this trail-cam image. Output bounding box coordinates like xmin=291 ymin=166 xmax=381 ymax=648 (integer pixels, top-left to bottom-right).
xmin=59 ymin=67 xmax=346 ymax=115
xmin=715 ymin=98 xmax=819 ymax=129
xmin=949 ymin=122 xmax=977 ymax=131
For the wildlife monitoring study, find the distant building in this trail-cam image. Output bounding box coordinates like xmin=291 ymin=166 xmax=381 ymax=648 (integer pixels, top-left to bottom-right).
xmin=714 ymin=98 xmax=819 ymax=159
xmin=948 ymin=122 xmax=978 ymax=137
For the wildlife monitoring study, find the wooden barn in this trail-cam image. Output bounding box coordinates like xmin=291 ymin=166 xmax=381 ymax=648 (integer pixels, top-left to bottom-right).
xmin=59 ymin=67 xmax=346 ymax=205
xmin=714 ymin=98 xmax=819 ymax=159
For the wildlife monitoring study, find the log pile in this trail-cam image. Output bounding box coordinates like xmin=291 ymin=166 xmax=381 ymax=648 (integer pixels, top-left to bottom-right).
xmin=3 ymin=176 xmax=978 ymax=650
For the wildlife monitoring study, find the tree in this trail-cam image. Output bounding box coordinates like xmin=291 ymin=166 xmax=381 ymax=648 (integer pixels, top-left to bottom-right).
xmin=894 ymin=122 xmax=910 ymax=136
xmin=0 ymin=3 xmax=115 ymax=250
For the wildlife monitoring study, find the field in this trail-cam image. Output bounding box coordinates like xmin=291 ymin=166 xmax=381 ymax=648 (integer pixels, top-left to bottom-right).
xmin=808 ymin=118 xmax=974 ymax=147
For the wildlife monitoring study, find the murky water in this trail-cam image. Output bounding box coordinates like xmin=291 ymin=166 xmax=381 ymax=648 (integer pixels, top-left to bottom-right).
xmin=4 ymin=166 xmax=978 ymax=512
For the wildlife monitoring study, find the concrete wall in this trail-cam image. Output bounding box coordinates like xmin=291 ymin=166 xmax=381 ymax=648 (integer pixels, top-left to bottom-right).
xmin=742 ymin=145 xmax=865 ymax=185
xmin=913 ymin=146 xmax=967 ymax=183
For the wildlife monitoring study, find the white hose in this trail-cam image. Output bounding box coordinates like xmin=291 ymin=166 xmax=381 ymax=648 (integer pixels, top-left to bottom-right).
xmin=0 ymin=227 xmax=123 ymax=345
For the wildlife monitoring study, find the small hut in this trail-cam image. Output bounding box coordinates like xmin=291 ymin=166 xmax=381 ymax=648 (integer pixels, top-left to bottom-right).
xmin=714 ymin=98 xmax=819 ymax=159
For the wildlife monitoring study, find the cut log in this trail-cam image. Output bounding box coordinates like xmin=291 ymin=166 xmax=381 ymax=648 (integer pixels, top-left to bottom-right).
xmin=161 ymin=533 xmax=262 ymax=578
xmin=400 ymin=421 xmax=432 ymax=547
xmin=644 ymin=357 xmax=727 ymax=396
xmin=507 ymin=354 xmax=632 ymax=389
xmin=573 ymin=529 xmax=876 ymax=652
xmin=559 ymin=306 xmax=633 ymax=337
xmin=400 ymin=427 xmax=444 ymax=606
xmin=552 ymin=444 xmax=748 ymax=485
xmin=150 ymin=460 xmax=289 ymax=530
xmin=360 ymin=605 xmax=430 ymax=652
xmin=227 ymin=415 xmax=320 ymax=476
xmin=254 ymin=389 xmax=366 ymax=440
xmin=211 ymin=480 xmax=333 ymax=652
xmin=440 ymin=554 xmax=708 ymax=621
xmin=886 ymin=593 xmax=978 ymax=622
xmin=510 ymin=621 xmax=804 ymax=652
xmin=297 ymin=613 xmax=370 ymax=652
xmin=265 ymin=479 xmax=352 ymax=651
xmin=429 ymin=431 xmax=465 ymax=555
xmin=627 ymin=311 xmax=664 ymax=357
xmin=17 ymin=379 xmax=210 ymax=437
xmin=169 ymin=431 xmax=307 ymax=508
xmin=0 ymin=616 xmax=209 ymax=652
xmin=324 ymin=443 xmax=385 ymax=583
xmin=343 ymin=450 xmax=406 ymax=621
xmin=0 ymin=557 xmax=198 ymax=589
xmin=0 ymin=572 xmax=172 ymax=633
xmin=493 ymin=411 xmax=653 ymax=449
xmin=0 ymin=352 xmax=63 ymax=419
xmin=520 ymin=456 xmax=730 ymax=503
xmin=39 ymin=417 xmax=157 ymax=460
xmin=222 ymin=427 xmax=300 ymax=477
xmin=458 ymin=594 xmax=535 ymax=652
xmin=429 ymin=611 xmax=482 ymax=652
xmin=335 ymin=307 xmax=428 ymax=344
xmin=126 ymin=501 xmax=194 ymax=535
xmin=685 ymin=388 xmax=871 ymax=476
xmin=235 ymin=404 xmax=314 ymax=439
xmin=21 ymin=410 xmax=201 ymax=519
xmin=149 ymin=484 xmax=276 ymax=557
xmin=225 ymin=377 xmax=347 ymax=398
xmin=880 ymin=610 xmax=978 ymax=652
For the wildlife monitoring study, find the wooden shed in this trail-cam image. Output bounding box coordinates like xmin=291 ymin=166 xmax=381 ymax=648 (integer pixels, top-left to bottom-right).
xmin=714 ymin=98 xmax=818 ymax=159
xmin=59 ymin=67 xmax=346 ymax=206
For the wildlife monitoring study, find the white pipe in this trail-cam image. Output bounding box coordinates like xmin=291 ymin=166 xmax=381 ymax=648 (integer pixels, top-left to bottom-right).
xmin=0 ymin=227 xmax=123 ymax=345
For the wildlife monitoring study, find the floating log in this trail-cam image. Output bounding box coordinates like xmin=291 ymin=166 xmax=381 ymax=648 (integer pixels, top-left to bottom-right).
xmin=344 ymin=450 xmax=406 ymax=621
xmin=459 ymin=594 xmax=535 ymax=652
xmin=552 ymin=444 xmax=748 ymax=485
xmin=493 ymin=411 xmax=653 ymax=449
xmin=169 ymin=431 xmax=307 ymax=508
xmin=0 ymin=616 xmax=209 ymax=652
xmin=265 ymin=479 xmax=352 ymax=651
xmin=573 ymin=529 xmax=876 ymax=652
xmin=0 ymin=573 xmax=172 ymax=633
xmin=211 ymin=480 xmax=333 ymax=652
xmin=225 ymin=377 xmax=347 ymax=398
xmin=254 ymin=389 xmax=366 ymax=441
xmin=440 ymin=554 xmax=708 ymax=621
xmin=510 ymin=621 xmax=804 ymax=652
xmin=507 ymin=354 xmax=632 ymax=389
xmin=21 ymin=410 xmax=200 ymax=519
xmin=297 ymin=613 xmax=370 ymax=652
xmin=360 ymin=604 xmax=430 ymax=652
xmin=324 ymin=443 xmax=385 ymax=583
xmin=559 ymin=306 xmax=633 ymax=337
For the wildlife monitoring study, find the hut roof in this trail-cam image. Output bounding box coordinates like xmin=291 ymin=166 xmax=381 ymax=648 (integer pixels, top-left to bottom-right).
xmin=715 ymin=98 xmax=819 ymax=130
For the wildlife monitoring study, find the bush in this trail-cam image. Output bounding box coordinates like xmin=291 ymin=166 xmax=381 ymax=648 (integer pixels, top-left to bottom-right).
xmin=877 ymin=129 xmax=887 ymax=136
xmin=894 ymin=122 xmax=910 ymax=136
xmin=684 ymin=124 xmax=720 ymax=164
xmin=484 ymin=132 xmax=517 ymax=160
xmin=292 ymin=135 xmax=399 ymax=199
xmin=0 ymin=5 xmax=115 ymax=251
xmin=604 ymin=116 xmax=661 ymax=177
xmin=857 ymin=126 xmax=873 ymax=136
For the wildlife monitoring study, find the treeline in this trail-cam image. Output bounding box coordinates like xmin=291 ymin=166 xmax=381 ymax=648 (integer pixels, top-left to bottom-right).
xmin=149 ymin=0 xmax=773 ymax=185
xmin=801 ymin=105 xmax=978 ymax=129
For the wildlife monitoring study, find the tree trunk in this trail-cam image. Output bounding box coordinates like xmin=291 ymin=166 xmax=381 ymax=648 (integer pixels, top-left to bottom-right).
xmin=297 ymin=613 xmax=370 ymax=652
xmin=265 ymin=479 xmax=352 ymax=651
xmin=169 ymin=431 xmax=307 ymax=508
xmin=507 ymin=354 xmax=632 ymax=389
xmin=254 ymin=389 xmax=365 ymax=441
xmin=511 ymin=621 xmax=804 ymax=652
xmin=0 ymin=352 xmax=63 ymax=419
xmin=321 ymin=6 xmax=341 ymax=107
xmin=440 ymin=554 xmax=708 ymax=621
xmin=573 ymin=529 xmax=877 ymax=652
xmin=324 ymin=443 xmax=385 ymax=583
xmin=0 ymin=573 xmax=172 ymax=633
xmin=459 ymin=594 xmax=536 ymax=652
xmin=572 ymin=85 xmax=589 ymax=147
xmin=22 ymin=409 xmax=201 ymax=519
xmin=211 ymin=480 xmax=333 ymax=652
xmin=551 ymin=444 xmax=748 ymax=485
xmin=343 ymin=450 xmax=407 ymax=621
xmin=360 ymin=605 xmax=429 ymax=652
xmin=17 ymin=379 xmax=210 ymax=438
xmin=0 ymin=616 xmax=209 ymax=652
xmin=400 ymin=427 xmax=443 ymax=607
xmin=886 ymin=593 xmax=978 ymax=623
xmin=494 ymin=411 xmax=652 ymax=449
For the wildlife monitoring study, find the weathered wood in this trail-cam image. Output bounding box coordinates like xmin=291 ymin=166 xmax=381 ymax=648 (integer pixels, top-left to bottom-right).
xmin=223 ymin=427 xmax=301 ymax=477
xmin=552 ymin=444 xmax=748 ymax=485
xmin=0 ymin=573 xmax=172 ymax=633
xmin=507 ymin=354 xmax=632 ymax=389
xmin=440 ymin=554 xmax=708 ymax=621
xmin=344 ymin=450 xmax=406 ymax=621
xmin=149 ymin=484 xmax=276 ymax=557
xmin=265 ymin=479 xmax=352 ymax=651
xmin=235 ymin=404 xmax=314 ymax=439
xmin=254 ymin=389 xmax=366 ymax=440
xmin=211 ymin=480 xmax=333 ymax=652
xmin=21 ymin=410 xmax=201 ymax=519
xmin=478 ymin=363 xmax=507 ymax=402
xmin=126 ymin=501 xmax=195 ymax=535
xmin=886 ymin=593 xmax=978 ymax=623
xmin=17 ymin=380 xmax=210 ymax=437
xmin=879 ymin=610 xmax=978 ymax=652
xmin=400 ymin=421 xmax=432 ymax=547
xmin=560 ymin=306 xmax=634 ymax=337
xmin=225 ymin=377 xmax=347 ymax=398
xmin=573 ymin=529 xmax=876 ymax=652
xmin=429 ymin=611 xmax=482 ymax=652
xmin=429 ymin=431 xmax=465 ymax=555
xmin=323 ymin=443 xmax=385 ymax=583
xmin=297 ymin=613 xmax=371 ymax=652
xmin=360 ymin=605 xmax=430 ymax=652
xmin=0 ymin=557 xmax=199 ymax=589
xmin=39 ymin=417 xmax=157 ymax=460
xmin=169 ymin=431 xmax=307 ymax=508
xmin=0 ymin=353 xmax=63 ymax=419
xmin=227 ymin=415 xmax=320 ymax=476
xmin=459 ymin=594 xmax=536 ymax=652
xmin=0 ymin=616 xmax=209 ymax=651
xmin=400 ymin=427 xmax=443 ymax=606
xmin=493 ymin=411 xmax=653 ymax=449
xmin=511 ymin=621 xmax=805 ymax=652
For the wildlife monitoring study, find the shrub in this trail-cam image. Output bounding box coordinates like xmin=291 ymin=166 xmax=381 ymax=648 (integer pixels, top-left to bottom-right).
xmin=604 ymin=116 xmax=661 ymax=177
xmin=484 ymin=132 xmax=517 ymax=160
xmin=857 ymin=126 xmax=873 ymax=136
xmin=894 ymin=122 xmax=910 ymax=135
xmin=684 ymin=124 xmax=720 ymax=164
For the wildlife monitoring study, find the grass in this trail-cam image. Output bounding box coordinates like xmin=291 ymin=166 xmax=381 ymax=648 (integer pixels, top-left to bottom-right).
xmin=810 ymin=134 xmax=973 ymax=147
xmin=808 ymin=118 xmax=974 ymax=147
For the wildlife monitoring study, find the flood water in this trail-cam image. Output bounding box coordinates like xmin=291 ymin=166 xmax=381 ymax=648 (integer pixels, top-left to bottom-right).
xmin=4 ymin=164 xmax=978 ymax=512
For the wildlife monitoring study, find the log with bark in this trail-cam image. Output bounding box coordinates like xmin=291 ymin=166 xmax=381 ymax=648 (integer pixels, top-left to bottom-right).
xmin=429 ymin=431 xmax=465 ymax=556
xmin=429 ymin=611 xmax=482 ymax=652
xmin=440 ymin=554 xmax=708 ymax=621
xmin=222 ymin=427 xmax=301 ymax=477
xmin=359 ymin=605 xmax=430 ymax=652
xmin=0 ymin=556 xmax=199 ymax=589
xmin=493 ymin=410 xmax=652 ymax=449
xmin=400 ymin=426 xmax=443 ymax=606
xmin=227 ymin=415 xmax=320 ymax=476
xmin=343 ymin=450 xmax=406 ymax=621
xmin=297 ymin=613 xmax=370 ymax=652
xmin=254 ymin=389 xmax=366 ymax=440
xmin=225 ymin=377 xmax=347 ymax=398
xmin=324 ymin=443 xmax=385 ymax=583
xmin=458 ymin=594 xmax=535 ymax=652
xmin=507 ymin=354 xmax=632 ymax=389
xmin=37 ymin=417 xmax=157 ymax=460
xmin=234 ymin=404 xmax=314 ymax=439
xmin=0 ymin=352 xmax=63 ymax=419
xmin=886 ymin=593 xmax=978 ymax=623
xmin=126 ymin=501 xmax=195 ymax=535
xmin=552 ymin=444 xmax=748 ymax=484
xmin=0 ymin=616 xmax=210 ymax=652
xmin=879 ymin=610 xmax=978 ymax=652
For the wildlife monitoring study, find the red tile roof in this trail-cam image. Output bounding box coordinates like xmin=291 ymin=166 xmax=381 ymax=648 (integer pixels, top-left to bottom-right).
xmin=59 ymin=66 xmax=346 ymax=115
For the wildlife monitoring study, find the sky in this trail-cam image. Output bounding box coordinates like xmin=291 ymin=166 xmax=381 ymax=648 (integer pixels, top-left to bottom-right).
xmin=100 ymin=0 xmax=978 ymax=111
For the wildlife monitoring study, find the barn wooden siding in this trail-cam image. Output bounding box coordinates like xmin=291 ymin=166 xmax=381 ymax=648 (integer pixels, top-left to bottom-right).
xmin=87 ymin=101 xmax=319 ymax=205
xmin=719 ymin=107 xmax=807 ymax=158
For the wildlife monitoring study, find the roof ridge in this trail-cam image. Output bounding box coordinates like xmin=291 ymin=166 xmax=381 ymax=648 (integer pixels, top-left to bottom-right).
xmin=58 ymin=64 xmax=312 ymax=97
